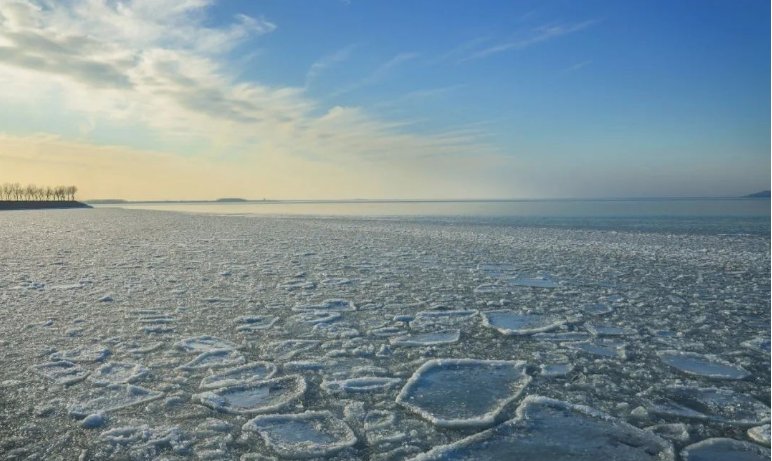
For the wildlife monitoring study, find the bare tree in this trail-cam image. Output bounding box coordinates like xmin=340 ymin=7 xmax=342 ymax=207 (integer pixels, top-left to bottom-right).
xmin=1 ymin=183 xmax=79 ymax=201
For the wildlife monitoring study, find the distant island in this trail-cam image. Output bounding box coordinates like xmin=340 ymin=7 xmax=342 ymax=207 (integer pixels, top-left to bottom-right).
xmin=215 ymin=197 xmax=248 ymax=202
xmin=0 ymin=183 xmax=90 ymax=211
xmin=744 ymin=190 xmax=770 ymax=198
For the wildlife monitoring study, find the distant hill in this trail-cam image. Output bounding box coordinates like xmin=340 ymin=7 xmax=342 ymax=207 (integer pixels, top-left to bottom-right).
xmin=744 ymin=191 xmax=771 ymax=198
xmin=86 ymin=199 xmax=128 ymax=204
xmin=215 ymin=198 xmax=247 ymax=202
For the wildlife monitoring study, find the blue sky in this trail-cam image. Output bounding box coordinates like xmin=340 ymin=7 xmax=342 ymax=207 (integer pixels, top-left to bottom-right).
xmin=0 ymin=0 xmax=768 ymax=199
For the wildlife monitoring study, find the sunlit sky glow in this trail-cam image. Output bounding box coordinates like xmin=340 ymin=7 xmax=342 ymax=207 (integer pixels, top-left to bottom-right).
xmin=0 ymin=0 xmax=768 ymax=200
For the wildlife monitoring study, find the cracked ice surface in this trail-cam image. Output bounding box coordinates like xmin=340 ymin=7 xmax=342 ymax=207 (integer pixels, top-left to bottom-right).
xmin=0 ymin=208 xmax=769 ymax=459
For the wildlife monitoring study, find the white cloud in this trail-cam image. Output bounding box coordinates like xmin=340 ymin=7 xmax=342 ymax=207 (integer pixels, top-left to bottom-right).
xmin=459 ymin=20 xmax=599 ymax=62
xmin=0 ymin=0 xmax=501 ymax=199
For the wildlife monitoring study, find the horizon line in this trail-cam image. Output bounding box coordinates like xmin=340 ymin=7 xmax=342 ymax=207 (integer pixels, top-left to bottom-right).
xmin=84 ymin=193 xmax=770 ymax=203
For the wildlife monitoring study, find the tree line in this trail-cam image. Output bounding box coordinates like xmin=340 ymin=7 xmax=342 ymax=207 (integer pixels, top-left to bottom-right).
xmin=0 ymin=183 xmax=78 ymax=201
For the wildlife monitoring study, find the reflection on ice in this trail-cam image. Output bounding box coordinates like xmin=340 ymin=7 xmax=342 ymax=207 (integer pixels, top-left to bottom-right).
xmin=397 ymin=359 xmax=530 ymax=427
xmin=408 ymin=396 xmax=674 ymax=460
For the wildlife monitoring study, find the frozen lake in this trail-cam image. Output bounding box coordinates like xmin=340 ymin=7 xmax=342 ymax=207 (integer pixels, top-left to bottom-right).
xmin=0 ymin=207 xmax=769 ymax=460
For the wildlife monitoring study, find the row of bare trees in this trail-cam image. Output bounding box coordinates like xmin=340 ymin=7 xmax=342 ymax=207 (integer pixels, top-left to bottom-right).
xmin=1 ymin=183 xmax=78 ymax=201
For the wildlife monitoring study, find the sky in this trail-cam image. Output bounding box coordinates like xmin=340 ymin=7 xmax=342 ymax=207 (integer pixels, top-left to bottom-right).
xmin=0 ymin=0 xmax=768 ymax=200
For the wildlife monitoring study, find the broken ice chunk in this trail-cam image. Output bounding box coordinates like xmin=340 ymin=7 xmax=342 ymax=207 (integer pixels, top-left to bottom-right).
xmin=507 ymin=275 xmax=559 ymax=289
xmin=680 ymin=438 xmax=769 ymax=461
xmin=90 ymin=362 xmax=148 ymax=384
xmin=51 ymin=345 xmax=111 ymax=363
xmin=199 ymin=362 xmax=278 ymax=390
xmin=322 ymin=377 xmax=402 ymax=395
xmin=242 ymin=411 xmax=356 ymax=459
xmin=178 ymin=349 xmax=245 ymax=370
xmin=69 ymin=384 xmax=163 ymax=418
xmin=193 ymin=375 xmax=306 ymax=414
xmin=747 ymin=424 xmax=770 ymax=446
xmin=174 ymin=336 xmax=237 ymax=353
xmin=647 ymin=386 xmax=770 ymax=426
xmin=30 ymin=361 xmax=89 ymax=385
xmin=657 ymin=350 xmax=750 ymax=380
xmin=406 ymin=396 xmax=673 ymax=460
xmin=390 ymin=330 xmax=460 ymax=347
xmin=482 ymin=310 xmax=567 ymax=335
xmin=396 ymin=359 xmax=530 ymax=428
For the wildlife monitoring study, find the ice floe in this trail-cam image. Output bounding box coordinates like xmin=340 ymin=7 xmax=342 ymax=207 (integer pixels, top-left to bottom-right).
xmin=657 ymin=350 xmax=750 ymax=380
xmin=234 ymin=316 xmax=279 ymax=332
xmin=178 ymin=349 xmax=246 ymax=370
xmin=90 ymin=362 xmax=148 ymax=384
xmin=51 ymin=345 xmax=111 ymax=363
xmin=647 ymin=386 xmax=770 ymax=426
xmin=30 ymin=360 xmax=89 ymax=385
xmin=581 ymin=302 xmax=614 ymax=315
xmin=175 ymin=336 xmax=238 ymax=353
xmin=748 ymin=424 xmax=770 ymax=445
xmin=507 ymin=275 xmax=559 ymax=288
xmin=566 ymin=339 xmax=627 ymax=359
xmin=293 ymin=298 xmax=356 ymax=311
xmin=289 ymin=310 xmax=342 ymax=325
xmin=322 ymin=376 xmax=401 ymax=395
xmin=264 ymin=340 xmax=321 ymax=360
xmin=481 ymin=310 xmax=567 ymax=335
xmin=408 ymin=396 xmax=674 ymax=460
xmin=242 ymin=411 xmax=356 ymax=459
xmin=396 ymin=359 xmax=530 ymax=428
xmin=199 ymin=362 xmax=277 ymax=390
xmin=390 ymin=329 xmax=460 ymax=347
xmin=193 ymin=375 xmax=306 ymax=414
xmin=69 ymin=384 xmax=163 ymax=418
xmin=742 ymin=336 xmax=771 ymax=355
xmin=681 ymin=438 xmax=770 ymax=461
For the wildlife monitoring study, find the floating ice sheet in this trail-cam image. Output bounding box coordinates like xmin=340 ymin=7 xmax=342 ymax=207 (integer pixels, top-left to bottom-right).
xmin=178 ymin=349 xmax=245 ymax=370
xmin=293 ymin=299 xmax=356 ymax=312
xmin=482 ymin=310 xmax=567 ymax=335
xmin=234 ymin=316 xmax=278 ymax=332
xmin=540 ymin=363 xmax=574 ymax=377
xmin=407 ymin=396 xmax=674 ymax=460
xmin=242 ymin=411 xmax=356 ymax=459
xmin=747 ymin=424 xmax=770 ymax=445
xmin=289 ymin=310 xmax=342 ymax=325
xmin=507 ymin=275 xmax=559 ymax=288
xmin=322 ymin=377 xmax=402 ymax=395
xmin=390 ymin=330 xmax=460 ymax=347
xmin=657 ymin=350 xmax=750 ymax=380
xmin=30 ymin=360 xmax=89 ymax=385
xmin=69 ymin=384 xmax=163 ymax=418
xmin=411 ymin=310 xmax=478 ymax=329
xmin=90 ymin=362 xmax=148 ymax=384
xmin=586 ymin=323 xmax=634 ymax=337
xmin=680 ymin=438 xmax=769 ymax=461
xmin=647 ymin=386 xmax=770 ymax=426
xmin=581 ymin=303 xmax=614 ymax=316
xmin=264 ymin=340 xmax=321 ymax=361
xmin=396 ymin=359 xmax=530 ymax=428
xmin=566 ymin=340 xmax=627 ymax=359
xmin=742 ymin=337 xmax=771 ymax=355
xmin=199 ymin=362 xmax=277 ymax=390
xmin=51 ymin=345 xmax=111 ymax=363
xmin=174 ymin=336 xmax=237 ymax=353
xmin=193 ymin=375 xmax=305 ymax=414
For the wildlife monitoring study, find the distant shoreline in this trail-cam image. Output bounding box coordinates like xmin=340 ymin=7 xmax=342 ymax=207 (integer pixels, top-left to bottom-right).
xmin=0 ymin=201 xmax=92 ymax=211
xmin=86 ymin=196 xmax=771 ymax=205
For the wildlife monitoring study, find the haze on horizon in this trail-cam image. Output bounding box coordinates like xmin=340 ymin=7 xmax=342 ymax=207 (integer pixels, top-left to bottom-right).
xmin=0 ymin=0 xmax=769 ymax=201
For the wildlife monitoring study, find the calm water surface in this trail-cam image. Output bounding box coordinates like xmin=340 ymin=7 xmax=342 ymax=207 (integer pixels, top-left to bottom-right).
xmin=96 ymin=198 xmax=770 ymax=235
